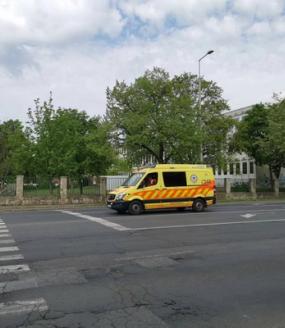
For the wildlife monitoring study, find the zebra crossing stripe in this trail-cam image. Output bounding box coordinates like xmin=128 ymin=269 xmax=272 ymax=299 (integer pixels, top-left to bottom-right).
xmin=0 ymin=246 xmax=19 ymax=252
xmin=0 ymin=264 xmax=30 ymax=274
xmin=0 ymin=298 xmax=48 ymax=316
xmin=0 ymin=220 xmax=49 ymax=319
xmin=0 ymin=234 xmax=11 ymax=238
xmin=0 ymin=277 xmax=38 ymax=294
xmin=0 ymin=239 xmax=15 ymax=244
xmin=0 ymin=254 xmax=24 ymax=261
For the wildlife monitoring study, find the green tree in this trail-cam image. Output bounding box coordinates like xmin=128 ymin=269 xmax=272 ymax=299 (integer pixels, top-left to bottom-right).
xmin=27 ymin=95 xmax=114 ymax=193
xmin=0 ymin=120 xmax=32 ymax=181
xmin=234 ymin=97 xmax=285 ymax=194
xmin=233 ymin=103 xmax=269 ymax=165
xmin=265 ymin=96 xmax=285 ymax=193
xmin=106 ymin=67 xmax=233 ymax=166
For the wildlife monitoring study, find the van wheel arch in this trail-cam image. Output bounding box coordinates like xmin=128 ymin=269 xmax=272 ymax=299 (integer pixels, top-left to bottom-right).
xmin=128 ymin=200 xmax=144 ymax=215
xmin=192 ymin=198 xmax=206 ymax=212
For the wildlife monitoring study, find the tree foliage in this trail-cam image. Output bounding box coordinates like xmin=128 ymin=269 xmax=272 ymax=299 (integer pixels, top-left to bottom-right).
xmin=266 ymin=96 xmax=285 ymax=178
xmin=27 ymin=95 xmax=114 ymax=188
xmin=233 ymin=103 xmax=269 ymax=165
xmin=0 ymin=120 xmax=32 ymax=180
xmin=234 ymin=96 xmax=285 ymax=179
xmin=106 ymin=67 xmax=233 ymax=165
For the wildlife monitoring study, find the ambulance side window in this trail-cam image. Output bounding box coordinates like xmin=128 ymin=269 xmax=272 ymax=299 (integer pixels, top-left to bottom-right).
xmin=163 ymin=172 xmax=186 ymax=187
xmin=138 ymin=173 xmax=158 ymax=189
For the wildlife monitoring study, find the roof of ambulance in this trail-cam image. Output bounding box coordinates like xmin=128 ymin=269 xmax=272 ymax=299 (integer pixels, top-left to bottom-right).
xmin=134 ymin=164 xmax=210 ymax=172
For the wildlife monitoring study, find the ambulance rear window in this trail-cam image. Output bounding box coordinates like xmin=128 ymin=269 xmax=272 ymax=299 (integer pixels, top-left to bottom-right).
xmin=163 ymin=172 xmax=186 ymax=187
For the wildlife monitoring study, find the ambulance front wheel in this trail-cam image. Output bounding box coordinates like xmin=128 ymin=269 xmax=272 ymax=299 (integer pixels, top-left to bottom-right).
xmin=128 ymin=200 xmax=144 ymax=215
xmin=192 ymin=198 xmax=205 ymax=212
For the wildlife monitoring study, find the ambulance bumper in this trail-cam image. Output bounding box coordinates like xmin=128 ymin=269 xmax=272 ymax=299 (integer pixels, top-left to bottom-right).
xmin=107 ymin=200 xmax=129 ymax=211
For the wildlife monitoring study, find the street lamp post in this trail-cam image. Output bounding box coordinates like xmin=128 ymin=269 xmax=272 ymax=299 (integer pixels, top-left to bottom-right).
xmin=198 ymin=50 xmax=214 ymax=163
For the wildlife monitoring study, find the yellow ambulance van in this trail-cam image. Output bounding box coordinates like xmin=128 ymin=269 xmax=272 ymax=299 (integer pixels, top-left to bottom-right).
xmin=107 ymin=164 xmax=216 ymax=215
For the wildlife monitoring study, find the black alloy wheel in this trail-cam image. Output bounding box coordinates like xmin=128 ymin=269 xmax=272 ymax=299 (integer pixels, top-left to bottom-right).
xmin=192 ymin=198 xmax=205 ymax=212
xmin=128 ymin=200 xmax=144 ymax=215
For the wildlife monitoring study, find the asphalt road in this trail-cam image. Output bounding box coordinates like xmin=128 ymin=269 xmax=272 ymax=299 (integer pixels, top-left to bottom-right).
xmin=1 ymin=202 xmax=285 ymax=327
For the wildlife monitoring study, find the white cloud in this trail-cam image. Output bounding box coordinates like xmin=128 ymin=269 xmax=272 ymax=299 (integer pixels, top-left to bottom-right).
xmin=233 ymin=0 xmax=284 ymax=18
xmin=248 ymin=21 xmax=271 ymax=36
xmin=0 ymin=0 xmax=285 ymax=123
xmin=119 ymin=0 xmax=227 ymax=27
xmin=0 ymin=0 xmax=124 ymax=45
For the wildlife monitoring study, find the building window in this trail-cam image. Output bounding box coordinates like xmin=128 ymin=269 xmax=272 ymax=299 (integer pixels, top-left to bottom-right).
xmin=250 ymin=162 xmax=254 ymax=174
xmin=236 ymin=163 xmax=240 ymax=175
xmin=230 ymin=164 xmax=234 ymax=175
xmin=218 ymin=167 xmax=222 ymax=175
xmin=242 ymin=162 xmax=247 ymax=174
xmin=212 ymin=166 xmax=216 ymax=175
xmin=224 ymin=166 xmax=228 ymax=175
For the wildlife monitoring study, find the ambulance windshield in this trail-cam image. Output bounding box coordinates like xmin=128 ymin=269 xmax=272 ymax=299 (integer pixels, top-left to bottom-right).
xmin=122 ymin=173 xmax=144 ymax=187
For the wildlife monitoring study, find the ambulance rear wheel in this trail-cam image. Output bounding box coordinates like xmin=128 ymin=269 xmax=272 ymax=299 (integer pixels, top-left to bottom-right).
xmin=192 ymin=198 xmax=205 ymax=212
xmin=128 ymin=200 xmax=144 ymax=215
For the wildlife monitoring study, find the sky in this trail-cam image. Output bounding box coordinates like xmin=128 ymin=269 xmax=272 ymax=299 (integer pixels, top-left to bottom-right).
xmin=0 ymin=0 xmax=285 ymax=122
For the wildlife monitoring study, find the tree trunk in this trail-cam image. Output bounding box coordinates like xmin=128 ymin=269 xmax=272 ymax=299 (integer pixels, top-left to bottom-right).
xmin=79 ymin=179 xmax=83 ymax=195
xmin=159 ymin=143 xmax=165 ymax=163
xmin=272 ymin=168 xmax=281 ymax=197
xmin=269 ymin=166 xmax=274 ymax=191
xmin=49 ymin=178 xmax=53 ymax=195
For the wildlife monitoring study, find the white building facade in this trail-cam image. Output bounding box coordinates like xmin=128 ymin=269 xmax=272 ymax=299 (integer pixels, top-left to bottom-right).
xmin=222 ymin=106 xmax=285 ymax=189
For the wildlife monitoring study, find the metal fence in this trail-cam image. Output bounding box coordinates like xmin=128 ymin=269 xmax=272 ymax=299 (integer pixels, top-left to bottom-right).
xmin=23 ymin=177 xmax=60 ymax=198
xmin=0 ymin=178 xmax=16 ymax=197
xmin=68 ymin=177 xmax=101 ymax=196
xmin=101 ymin=175 xmax=128 ymax=191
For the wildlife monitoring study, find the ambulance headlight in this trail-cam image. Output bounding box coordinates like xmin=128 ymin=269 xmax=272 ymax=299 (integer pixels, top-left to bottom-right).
xmin=115 ymin=193 xmax=126 ymax=201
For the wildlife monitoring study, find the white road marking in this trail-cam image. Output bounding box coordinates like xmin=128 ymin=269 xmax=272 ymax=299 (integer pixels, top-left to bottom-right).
xmin=0 ymin=229 xmax=9 ymax=233
xmin=0 ymin=239 xmax=15 ymax=244
xmin=0 ymin=298 xmax=48 ymax=316
xmin=132 ymin=218 xmax=285 ymax=231
xmin=0 ymin=246 xmax=19 ymax=253
xmin=59 ymin=210 xmax=130 ymax=231
xmin=0 ymin=234 xmax=11 ymax=238
xmin=0 ymin=264 xmax=30 ymax=274
xmin=0 ymin=277 xmax=38 ymax=294
xmin=0 ymin=254 xmax=24 ymax=261
xmin=241 ymin=213 xmax=256 ymax=219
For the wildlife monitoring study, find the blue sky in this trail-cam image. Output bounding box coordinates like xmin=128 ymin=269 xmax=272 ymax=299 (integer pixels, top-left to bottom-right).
xmin=0 ymin=0 xmax=285 ymax=121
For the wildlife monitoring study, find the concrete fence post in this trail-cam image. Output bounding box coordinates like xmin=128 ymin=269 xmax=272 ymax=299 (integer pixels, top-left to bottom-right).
xmin=249 ymin=178 xmax=257 ymax=198
xmin=224 ymin=178 xmax=231 ymax=195
xmin=60 ymin=176 xmax=68 ymax=202
xmin=16 ymin=175 xmax=24 ymax=203
xmin=99 ymin=177 xmax=107 ymax=199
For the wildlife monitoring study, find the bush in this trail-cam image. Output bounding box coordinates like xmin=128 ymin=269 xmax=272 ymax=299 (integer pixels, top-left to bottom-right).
xmin=232 ymin=182 xmax=249 ymax=192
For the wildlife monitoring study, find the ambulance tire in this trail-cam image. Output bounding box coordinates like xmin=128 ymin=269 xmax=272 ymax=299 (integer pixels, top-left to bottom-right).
xmin=192 ymin=198 xmax=205 ymax=212
xmin=128 ymin=200 xmax=144 ymax=215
